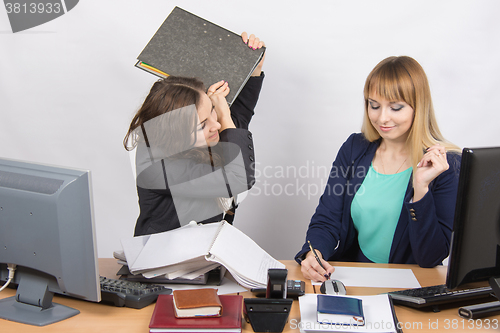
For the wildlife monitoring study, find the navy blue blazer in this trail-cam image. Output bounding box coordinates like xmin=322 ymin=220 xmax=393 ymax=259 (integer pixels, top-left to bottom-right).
xmin=295 ymin=133 xmax=461 ymax=268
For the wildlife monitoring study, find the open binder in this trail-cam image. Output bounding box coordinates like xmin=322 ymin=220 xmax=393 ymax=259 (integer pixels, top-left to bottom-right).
xmin=135 ymin=6 xmax=265 ymax=105
xmin=120 ymin=221 xmax=284 ymax=289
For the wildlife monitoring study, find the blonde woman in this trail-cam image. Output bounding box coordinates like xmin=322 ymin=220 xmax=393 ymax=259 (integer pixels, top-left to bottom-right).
xmin=296 ymin=56 xmax=461 ymax=281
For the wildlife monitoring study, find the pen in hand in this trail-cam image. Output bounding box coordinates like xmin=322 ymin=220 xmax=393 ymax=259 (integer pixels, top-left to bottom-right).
xmin=308 ymin=240 xmax=331 ymax=279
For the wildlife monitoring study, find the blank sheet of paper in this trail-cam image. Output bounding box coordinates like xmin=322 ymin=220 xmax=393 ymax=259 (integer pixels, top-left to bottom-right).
xmin=312 ymin=266 xmax=421 ymax=288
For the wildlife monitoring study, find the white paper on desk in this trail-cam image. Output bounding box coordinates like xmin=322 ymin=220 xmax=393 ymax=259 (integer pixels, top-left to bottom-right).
xmin=312 ymin=266 xmax=420 ymax=289
xmin=299 ymin=294 xmax=397 ymax=333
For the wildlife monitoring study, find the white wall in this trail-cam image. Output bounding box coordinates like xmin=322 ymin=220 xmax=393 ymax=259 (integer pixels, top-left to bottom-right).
xmin=1 ymin=0 xmax=499 ymax=259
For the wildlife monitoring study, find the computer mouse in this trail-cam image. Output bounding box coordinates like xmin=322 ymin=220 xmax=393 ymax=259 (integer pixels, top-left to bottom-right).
xmin=320 ymin=279 xmax=347 ymax=295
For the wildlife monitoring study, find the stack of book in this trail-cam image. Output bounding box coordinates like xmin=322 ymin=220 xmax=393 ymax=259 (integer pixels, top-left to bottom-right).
xmin=149 ymin=290 xmax=243 ymax=333
xmin=172 ymin=289 xmax=222 ymax=318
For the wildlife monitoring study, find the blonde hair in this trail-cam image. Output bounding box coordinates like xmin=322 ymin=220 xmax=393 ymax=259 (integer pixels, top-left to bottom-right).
xmin=361 ymin=56 xmax=460 ymax=171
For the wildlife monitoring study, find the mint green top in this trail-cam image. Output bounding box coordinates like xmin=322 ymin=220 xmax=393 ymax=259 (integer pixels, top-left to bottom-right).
xmin=350 ymin=164 xmax=412 ymax=263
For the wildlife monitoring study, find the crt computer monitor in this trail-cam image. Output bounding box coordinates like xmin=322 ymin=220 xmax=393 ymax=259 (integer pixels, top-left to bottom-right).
xmin=446 ymin=147 xmax=500 ymax=290
xmin=0 ymin=158 xmax=100 ymax=326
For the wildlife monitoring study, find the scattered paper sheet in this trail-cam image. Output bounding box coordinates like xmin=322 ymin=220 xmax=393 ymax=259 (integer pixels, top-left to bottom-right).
xmin=312 ymin=266 xmax=420 ymax=289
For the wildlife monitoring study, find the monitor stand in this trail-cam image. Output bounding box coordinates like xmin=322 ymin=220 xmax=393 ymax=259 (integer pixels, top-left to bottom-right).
xmin=0 ymin=272 xmax=79 ymax=326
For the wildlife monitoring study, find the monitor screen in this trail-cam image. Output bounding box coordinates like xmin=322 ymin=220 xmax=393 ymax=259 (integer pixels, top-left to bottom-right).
xmin=446 ymin=147 xmax=500 ymax=289
xmin=0 ymin=158 xmax=100 ymax=326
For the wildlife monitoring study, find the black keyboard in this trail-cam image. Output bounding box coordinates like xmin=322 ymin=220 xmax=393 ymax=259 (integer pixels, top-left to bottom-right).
xmin=389 ymin=284 xmax=493 ymax=308
xmin=99 ymin=276 xmax=172 ymax=309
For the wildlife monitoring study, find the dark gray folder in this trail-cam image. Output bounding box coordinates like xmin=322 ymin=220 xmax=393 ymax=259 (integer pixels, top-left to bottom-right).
xmin=136 ymin=7 xmax=265 ymax=105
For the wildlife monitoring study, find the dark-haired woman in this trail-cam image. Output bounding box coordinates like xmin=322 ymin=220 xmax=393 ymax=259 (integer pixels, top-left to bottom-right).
xmin=124 ymin=33 xmax=265 ymax=236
